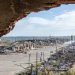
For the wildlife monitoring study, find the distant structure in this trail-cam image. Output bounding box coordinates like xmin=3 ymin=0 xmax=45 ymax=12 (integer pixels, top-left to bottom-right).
xmin=12 ymin=41 xmax=44 ymax=53
xmin=0 ymin=36 xmax=71 ymax=54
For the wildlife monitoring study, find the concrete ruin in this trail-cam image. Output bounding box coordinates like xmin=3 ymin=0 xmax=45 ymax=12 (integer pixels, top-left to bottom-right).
xmin=0 ymin=0 xmax=75 ymax=36
xmin=12 ymin=40 xmax=49 ymax=53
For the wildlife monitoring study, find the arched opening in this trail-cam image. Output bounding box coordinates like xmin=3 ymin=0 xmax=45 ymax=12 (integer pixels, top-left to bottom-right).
xmin=4 ymin=4 xmax=75 ymax=37
xmin=1 ymin=1 xmax=75 ymax=75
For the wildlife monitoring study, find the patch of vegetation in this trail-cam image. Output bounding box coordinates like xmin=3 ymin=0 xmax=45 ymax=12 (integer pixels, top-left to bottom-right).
xmin=18 ymin=69 xmax=75 ymax=75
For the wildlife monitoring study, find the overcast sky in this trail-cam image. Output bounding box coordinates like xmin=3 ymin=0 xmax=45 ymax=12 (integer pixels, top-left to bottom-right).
xmin=5 ymin=4 xmax=75 ymax=36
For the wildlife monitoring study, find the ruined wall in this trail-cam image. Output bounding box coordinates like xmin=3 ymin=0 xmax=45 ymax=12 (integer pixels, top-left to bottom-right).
xmin=0 ymin=0 xmax=75 ymax=36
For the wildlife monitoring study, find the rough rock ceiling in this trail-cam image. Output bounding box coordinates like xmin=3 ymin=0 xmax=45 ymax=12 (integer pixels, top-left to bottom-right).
xmin=0 ymin=0 xmax=75 ymax=37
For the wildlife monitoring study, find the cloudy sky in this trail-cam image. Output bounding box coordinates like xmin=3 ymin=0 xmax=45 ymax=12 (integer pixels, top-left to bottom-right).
xmin=5 ymin=4 xmax=75 ymax=36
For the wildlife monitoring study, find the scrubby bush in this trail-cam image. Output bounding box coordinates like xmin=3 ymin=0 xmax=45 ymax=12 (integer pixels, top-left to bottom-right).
xmin=65 ymin=69 xmax=75 ymax=75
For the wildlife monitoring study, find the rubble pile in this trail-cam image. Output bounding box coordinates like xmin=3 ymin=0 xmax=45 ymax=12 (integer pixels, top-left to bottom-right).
xmin=19 ymin=42 xmax=75 ymax=75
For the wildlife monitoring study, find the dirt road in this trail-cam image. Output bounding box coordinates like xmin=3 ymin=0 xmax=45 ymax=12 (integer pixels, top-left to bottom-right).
xmin=0 ymin=42 xmax=71 ymax=75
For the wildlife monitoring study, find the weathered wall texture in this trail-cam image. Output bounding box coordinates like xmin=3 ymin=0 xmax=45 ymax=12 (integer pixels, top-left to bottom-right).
xmin=0 ymin=0 xmax=75 ymax=36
